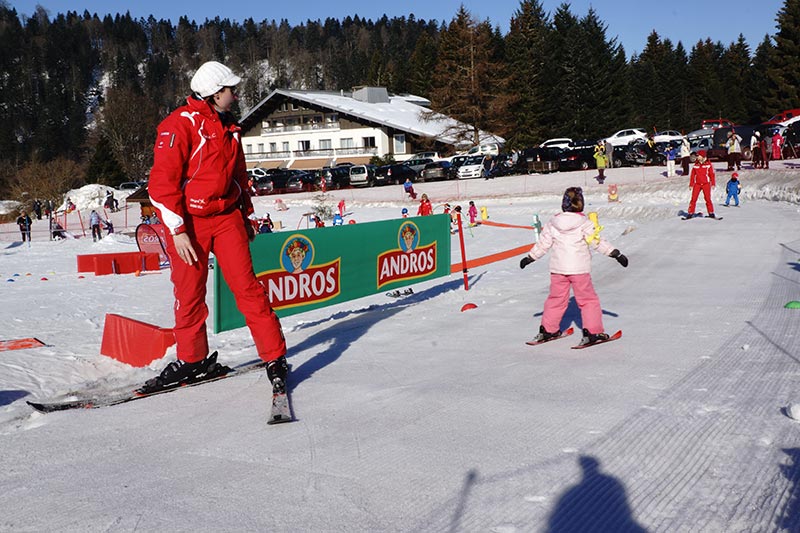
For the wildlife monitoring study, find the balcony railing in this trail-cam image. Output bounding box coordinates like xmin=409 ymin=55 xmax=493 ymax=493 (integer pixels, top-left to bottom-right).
xmin=245 ymin=146 xmax=378 ymax=162
xmin=260 ymin=121 xmax=340 ymax=135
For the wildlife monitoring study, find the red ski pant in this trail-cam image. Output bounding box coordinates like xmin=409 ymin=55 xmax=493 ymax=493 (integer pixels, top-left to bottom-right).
xmin=541 ymin=273 xmax=604 ymax=334
xmin=688 ymin=184 xmax=714 ymax=215
xmin=164 ymin=209 xmax=286 ymax=364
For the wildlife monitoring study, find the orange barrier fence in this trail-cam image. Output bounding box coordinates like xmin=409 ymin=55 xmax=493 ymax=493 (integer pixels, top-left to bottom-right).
xmin=450 ymin=244 xmax=532 ymax=273
xmin=449 ymin=219 xmax=534 ymax=273
xmin=480 ymin=220 xmax=535 ymax=230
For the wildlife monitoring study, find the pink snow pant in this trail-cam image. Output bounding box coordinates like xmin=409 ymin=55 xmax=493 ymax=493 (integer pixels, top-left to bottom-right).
xmin=541 ymin=273 xmax=604 ymax=334
xmin=164 ymin=208 xmax=286 ymax=364
xmin=688 ymin=184 xmax=714 ymax=215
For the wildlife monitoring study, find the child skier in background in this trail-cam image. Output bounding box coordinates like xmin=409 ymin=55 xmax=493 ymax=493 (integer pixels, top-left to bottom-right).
xmin=724 ymin=172 xmax=741 ymax=207
xmin=468 ymin=201 xmax=478 ymax=226
xmin=403 ymin=178 xmax=417 ymax=200
xmin=519 ymin=187 xmax=629 ymax=346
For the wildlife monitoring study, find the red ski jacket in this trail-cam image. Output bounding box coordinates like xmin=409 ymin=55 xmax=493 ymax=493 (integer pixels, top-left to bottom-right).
xmin=149 ymin=96 xmax=252 ymax=236
xmin=689 ymin=160 xmax=716 ymax=187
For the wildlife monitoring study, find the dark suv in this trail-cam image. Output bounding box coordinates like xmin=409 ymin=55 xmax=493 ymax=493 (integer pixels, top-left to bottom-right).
xmin=321 ymin=166 xmax=351 ymax=189
xmin=376 ymin=163 xmax=417 ymax=185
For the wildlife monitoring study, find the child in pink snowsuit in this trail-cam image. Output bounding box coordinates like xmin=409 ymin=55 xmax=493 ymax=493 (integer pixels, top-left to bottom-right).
xmin=519 ymin=187 xmax=628 ymax=344
xmin=468 ymin=201 xmax=478 ymax=225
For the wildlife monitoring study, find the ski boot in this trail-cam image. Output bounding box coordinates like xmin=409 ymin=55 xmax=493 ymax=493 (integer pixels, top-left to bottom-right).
xmin=141 ymin=351 xmax=221 ymax=393
xmin=267 ymin=355 xmax=289 ymax=394
xmin=534 ymin=325 xmax=562 ymax=342
xmin=580 ymin=328 xmax=609 ymax=346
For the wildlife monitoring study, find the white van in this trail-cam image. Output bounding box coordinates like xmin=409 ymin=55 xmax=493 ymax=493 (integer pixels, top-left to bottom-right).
xmin=466 ymin=143 xmax=501 ymax=157
xmin=349 ymin=164 xmax=377 ymax=187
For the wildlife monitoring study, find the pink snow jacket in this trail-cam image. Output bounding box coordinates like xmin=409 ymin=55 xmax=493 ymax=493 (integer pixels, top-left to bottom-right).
xmin=526 ymin=212 xmax=615 ymax=275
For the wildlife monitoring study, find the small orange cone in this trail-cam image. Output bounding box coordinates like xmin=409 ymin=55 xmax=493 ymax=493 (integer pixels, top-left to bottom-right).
xmin=460 ymin=303 xmax=477 ymax=312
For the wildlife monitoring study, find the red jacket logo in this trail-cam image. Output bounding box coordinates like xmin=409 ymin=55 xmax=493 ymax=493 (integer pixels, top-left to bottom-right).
xmin=377 ymin=222 xmax=437 ymax=289
xmin=256 ymin=235 xmax=341 ymax=310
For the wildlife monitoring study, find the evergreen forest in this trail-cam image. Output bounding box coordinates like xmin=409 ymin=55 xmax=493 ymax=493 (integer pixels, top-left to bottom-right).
xmin=1 ymin=0 xmax=798 ymax=200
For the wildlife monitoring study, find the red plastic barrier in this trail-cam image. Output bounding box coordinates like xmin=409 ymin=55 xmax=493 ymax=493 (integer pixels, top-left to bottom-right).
xmin=100 ymin=314 xmax=175 ymax=367
xmin=77 ymin=252 xmax=160 ymax=276
xmin=0 ymin=337 xmax=45 ymax=351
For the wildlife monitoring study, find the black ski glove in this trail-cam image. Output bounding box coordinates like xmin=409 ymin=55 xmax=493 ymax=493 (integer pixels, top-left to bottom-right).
xmin=610 ymin=249 xmax=628 ymax=268
xmin=520 ymin=256 xmax=535 ymax=269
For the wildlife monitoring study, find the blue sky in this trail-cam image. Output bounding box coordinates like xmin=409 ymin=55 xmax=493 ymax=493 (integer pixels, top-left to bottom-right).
xmin=11 ymin=0 xmax=784 ymax=57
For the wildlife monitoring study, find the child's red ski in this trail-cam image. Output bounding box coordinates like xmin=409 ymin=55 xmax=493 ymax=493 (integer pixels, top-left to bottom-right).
xmin=525 ymin=327 xmax=575 ymax=346
xmin=571 ymin=330 xmax=622 ymax=349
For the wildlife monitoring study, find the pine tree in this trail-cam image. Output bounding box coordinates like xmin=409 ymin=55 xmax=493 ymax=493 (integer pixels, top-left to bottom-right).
xmin=749 ymin=36 xmax=776 ymax=122
xmin=427 ymin=7 xmax=504 ymax=147
xmin=765 ymin=0 xmax=800 ymax=113
xmin=503 ymin=0 xmax=551 ymax=147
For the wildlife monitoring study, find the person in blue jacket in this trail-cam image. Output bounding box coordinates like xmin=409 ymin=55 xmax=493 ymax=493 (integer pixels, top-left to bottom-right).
xmin=724 ymin=172 xmax=741 ymax=207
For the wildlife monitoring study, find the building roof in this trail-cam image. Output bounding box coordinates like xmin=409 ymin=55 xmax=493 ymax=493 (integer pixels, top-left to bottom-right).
xmin=240 ymin=87 xmax=504 ymax=149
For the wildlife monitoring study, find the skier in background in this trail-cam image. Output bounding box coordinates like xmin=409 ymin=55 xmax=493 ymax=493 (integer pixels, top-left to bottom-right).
xmin=724 ymin=172 xmax=741 ymax=207
xmin=89 ymin=210 xmax=102 ymax=242
xmin=468 ymin=201 xmax=478 ymax=226
xmin=16 ymin=210 xmax=32 ymax=242
xmin=686 ymin=150 xmax=716 ymax=218
xmin=519 ymin=187 xmax=628 ymax=346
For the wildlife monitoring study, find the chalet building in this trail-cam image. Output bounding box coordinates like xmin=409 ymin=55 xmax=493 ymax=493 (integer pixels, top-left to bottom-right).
xmin=239 ymin=86 xmax=503 ymax=170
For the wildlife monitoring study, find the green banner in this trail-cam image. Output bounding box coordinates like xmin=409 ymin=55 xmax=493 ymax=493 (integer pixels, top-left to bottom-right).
xmin=213 ymin=214 xmax=451 ymax=333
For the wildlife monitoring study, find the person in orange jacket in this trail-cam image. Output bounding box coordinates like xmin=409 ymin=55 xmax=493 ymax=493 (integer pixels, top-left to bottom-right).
xmin=147 ymin=61 xmax=288 ymax=394
xmin=687 ymin=150 xmax=717 ymax=218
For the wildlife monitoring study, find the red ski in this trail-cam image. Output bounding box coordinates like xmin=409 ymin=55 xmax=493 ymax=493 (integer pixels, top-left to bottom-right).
xmin=571 ymin=330 xmax=622 ymax=349
xmin=525 ymin=327 xmax=575 ymax=346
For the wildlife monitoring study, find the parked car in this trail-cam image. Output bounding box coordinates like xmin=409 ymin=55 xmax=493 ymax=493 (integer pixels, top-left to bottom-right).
xmin=349 ymin=164 xmax=378 ymax=187
xmin=119 ymin=181 xmax=147 ymax=191
xmin=247 ymin=167 xmax=271 ymax=180
xmin=375 ymin=163 xmax=417 ymax=185
xmin=764 ymin=109 xmax=800 ymax=125
xmin=457 ymin=155 xmax=488 ymax=179
xmin=321 ymin=166 xmax=352 ymax=189
xmin=446 ymin=155 xmax=470 ymax=179
xmin=610 ymin=142 xmax=664 ymax=167
xmin=611 ymin=144 xmax=648 ymax=167
xmin=268 ymin=169 xmax=309 ymax=192
xmin=252 ymin=176 xmax=274 ymax=195
xmin=486 ymin=153 xmax=518 ymax=178
xmin=710 ymin=126 xmax=758 ymax=161
xmin=419 ymin=161 xmax=452 ymax=182
xmin=539 ymin=138 xmax=572 ymax=150
xmin=465 ymin=142 xmax=501 ymax=156
xmin=558 ymin=145 xmax=596 ymax=171
xmin=653 ymin=130 xmax=685 ymax=144
xmin=410 ymin=151 xmax=440 ymax=160
xmin=521 ymin=147 xmax=562 ymax=173
xmin=402 ymin=157 xmax=433 ymax=175
xmin=701 ymin=118 xmax=735 ymax=130
xmin=604 ymin=128 xmax=648 ymax=146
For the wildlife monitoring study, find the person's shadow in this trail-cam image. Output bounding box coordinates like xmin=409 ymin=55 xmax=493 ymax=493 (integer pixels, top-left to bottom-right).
xmin=547 ymin=455 xmax=647 ymax=532
xmin=778 ymin=448 xmax=800 ymax=530
xmin=532 ymin=297 xmax=619 ymax=332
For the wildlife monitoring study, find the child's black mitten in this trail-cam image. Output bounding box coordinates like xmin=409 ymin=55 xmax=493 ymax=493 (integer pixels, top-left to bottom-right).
xmin=610 ymin=249 xmax=628 ymax=267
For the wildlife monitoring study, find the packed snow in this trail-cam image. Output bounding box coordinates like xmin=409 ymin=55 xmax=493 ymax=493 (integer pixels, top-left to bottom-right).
xmin=1 ymin=161 xmax=800 ymax=531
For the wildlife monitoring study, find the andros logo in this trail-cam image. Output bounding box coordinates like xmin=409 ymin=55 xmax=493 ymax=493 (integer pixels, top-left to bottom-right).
xmin=255 ymin=234 xmax=341 ymax=310
xmin=376 ymin=222 xmax=437 ymax=289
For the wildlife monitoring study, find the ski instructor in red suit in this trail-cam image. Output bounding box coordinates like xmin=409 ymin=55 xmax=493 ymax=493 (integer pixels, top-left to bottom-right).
xmin=147 ymin=61 xmax=288 ymax=394
xmin=687 ymin=150 xmax=717 ymax=219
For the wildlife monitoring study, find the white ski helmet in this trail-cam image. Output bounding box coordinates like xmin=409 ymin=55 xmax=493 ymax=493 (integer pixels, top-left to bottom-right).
xmin=190 ymin=61 xmax=242 ymax=98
